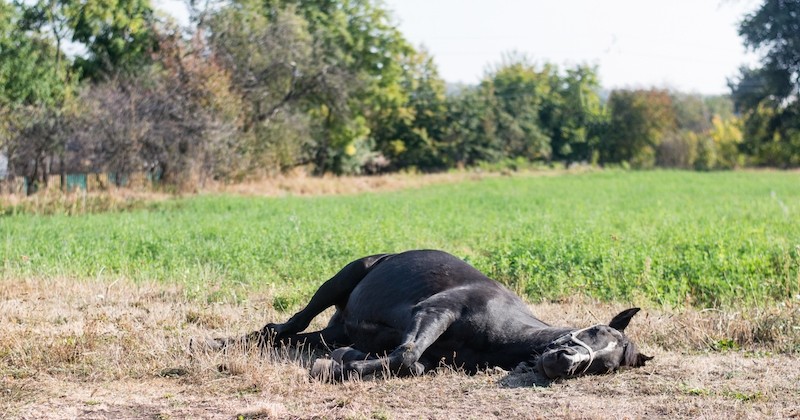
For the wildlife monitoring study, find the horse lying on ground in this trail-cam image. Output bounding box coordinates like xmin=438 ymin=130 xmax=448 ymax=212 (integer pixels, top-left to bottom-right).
xmin=209 ymin=249 xmax=652 ymax=381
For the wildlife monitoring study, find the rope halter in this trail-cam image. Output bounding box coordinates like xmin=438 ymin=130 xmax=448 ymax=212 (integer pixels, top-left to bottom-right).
xmin=548 ymin=325 xmax=600 ymax=375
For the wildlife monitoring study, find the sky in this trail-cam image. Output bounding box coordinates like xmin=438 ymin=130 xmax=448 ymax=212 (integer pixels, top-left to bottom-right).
xmin=158 ymin=0 xmax=763 ymax=95
xmin=381 ymin=0 xmax=763 ymax=94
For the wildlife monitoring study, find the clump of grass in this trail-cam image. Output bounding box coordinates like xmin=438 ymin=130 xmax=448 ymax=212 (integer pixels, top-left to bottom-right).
xmin=636 ymin=305 xmax=800 ymax=353
xmin=234 ymin=403 xmax=288 ymax=419
xmin=723 ymin=390 xmax=767 ymax=402
xmin=683 ymin=386 xmax=710 ymax=396
xmin=185 ymin=310 xmax=226 ymax=329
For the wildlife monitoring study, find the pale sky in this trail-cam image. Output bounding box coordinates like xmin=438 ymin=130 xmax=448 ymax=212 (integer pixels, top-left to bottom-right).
xmin=382 ymin=0 xmax=763 ymax=94
xmin=158 ymin=0 xmax=763 ymax=95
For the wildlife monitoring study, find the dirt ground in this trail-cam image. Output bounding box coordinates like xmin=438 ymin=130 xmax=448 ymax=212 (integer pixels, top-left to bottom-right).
xmin=2 ymin=278 xmax=799 ymax=419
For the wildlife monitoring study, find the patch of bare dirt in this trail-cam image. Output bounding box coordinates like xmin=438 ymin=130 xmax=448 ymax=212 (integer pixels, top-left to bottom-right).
xmin=2 ymin=278 xmax=798 ymax=419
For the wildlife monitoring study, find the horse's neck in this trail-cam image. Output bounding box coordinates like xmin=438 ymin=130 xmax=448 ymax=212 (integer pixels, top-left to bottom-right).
xmin=498 ymin=311 xmax=572 ymax=347
xmin=517 ymin=325 xmax=574 ymax=353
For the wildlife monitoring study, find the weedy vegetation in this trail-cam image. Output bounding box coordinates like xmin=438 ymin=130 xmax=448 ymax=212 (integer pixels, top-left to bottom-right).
xmin=2 ymin=170 xmax=800 ymax=418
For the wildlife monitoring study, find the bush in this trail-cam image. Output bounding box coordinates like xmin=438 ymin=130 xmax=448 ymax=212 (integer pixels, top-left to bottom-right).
xmin=657 ymin=131 xmax=698 ymax=169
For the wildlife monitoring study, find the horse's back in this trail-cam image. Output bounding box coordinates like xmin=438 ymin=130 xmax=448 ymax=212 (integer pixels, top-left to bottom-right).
xmin=347 ymin=250 xmax=492 ymax=308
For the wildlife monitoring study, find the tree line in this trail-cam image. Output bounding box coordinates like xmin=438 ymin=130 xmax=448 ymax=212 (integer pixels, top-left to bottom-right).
xmin=0 ymin=0 xmax=797 ymax=193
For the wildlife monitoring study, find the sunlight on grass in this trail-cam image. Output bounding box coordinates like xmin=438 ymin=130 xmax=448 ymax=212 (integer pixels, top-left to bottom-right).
xmin=2 ymin=171 xmax=798 ymax=308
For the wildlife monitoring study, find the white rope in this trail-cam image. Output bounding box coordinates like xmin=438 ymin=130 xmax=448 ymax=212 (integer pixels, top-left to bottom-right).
xmin=567 ymin=325 xmax=600 ymax=374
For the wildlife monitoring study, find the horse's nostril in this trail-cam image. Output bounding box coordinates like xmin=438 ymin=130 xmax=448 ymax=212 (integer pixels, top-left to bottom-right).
xmin=556 ymin=348 xmax=576 ymax=358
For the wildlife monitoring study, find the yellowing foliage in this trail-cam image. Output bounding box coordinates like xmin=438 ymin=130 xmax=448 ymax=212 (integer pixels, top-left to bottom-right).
xmin=709 ymin=116 xmax=744 ymax=169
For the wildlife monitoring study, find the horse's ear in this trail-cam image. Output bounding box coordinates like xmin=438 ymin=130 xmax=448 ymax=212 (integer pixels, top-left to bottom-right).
xmin=609 ymin=307 xmax=641 ymax=332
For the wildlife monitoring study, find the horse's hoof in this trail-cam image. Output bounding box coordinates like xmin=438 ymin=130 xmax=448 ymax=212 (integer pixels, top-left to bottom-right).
xmin=263 ymin=323 xmax=283 ymax=337
xmin=256 ymin=323 xmax=286 ymax=347
xmin=330 ymin=347 xmax=350 ymax=364
xmin=310 ymin=358 xmax=340 ymax=383
xmin=409 ymin=362 xmax=425 ymax=376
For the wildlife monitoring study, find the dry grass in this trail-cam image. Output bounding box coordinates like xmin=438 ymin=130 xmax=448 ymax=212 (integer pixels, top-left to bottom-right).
xmin=206 ymin=167 xmax=573 ymax=197
xmin=2 ymin=278 xmax=799 ymax=419
xmin=0 ymin=189 xmax=170 ymax=215
xmin=0 ymin=171 xmax=482 ymax=216
xmin=1 ymin=168 xmax=573 ymax=215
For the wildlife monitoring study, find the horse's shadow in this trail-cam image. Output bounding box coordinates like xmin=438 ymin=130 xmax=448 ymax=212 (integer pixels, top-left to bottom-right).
xmin=194 ymin=338 xmax=555 ymax=388
xmin=496 ymin=361 xmax=554 ymax=388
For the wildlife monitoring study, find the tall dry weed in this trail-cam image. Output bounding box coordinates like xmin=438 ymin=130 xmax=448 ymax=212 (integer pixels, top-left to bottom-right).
xmin=0 ymin=189 xmax=169 ymax=215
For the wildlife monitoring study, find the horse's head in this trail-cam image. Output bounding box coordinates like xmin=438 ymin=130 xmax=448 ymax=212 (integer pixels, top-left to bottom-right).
xmin=538 ymin=308 xmax=653 ymax=379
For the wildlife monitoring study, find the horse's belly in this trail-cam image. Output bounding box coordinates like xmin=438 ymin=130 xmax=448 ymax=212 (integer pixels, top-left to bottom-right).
xmin=340 ymin=264 xmax=429 ymax=352
xmin=343 ymin=318 xmax=405 ymax=353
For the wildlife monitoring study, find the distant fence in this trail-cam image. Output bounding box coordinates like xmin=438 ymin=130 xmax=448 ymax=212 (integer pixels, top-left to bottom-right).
xmin=0 ymin=171 xmax=162 ymax=195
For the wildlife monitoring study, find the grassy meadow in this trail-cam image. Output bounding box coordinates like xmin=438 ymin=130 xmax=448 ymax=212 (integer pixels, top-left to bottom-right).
xmin=2 ymin=170 xmax=799 ymax=308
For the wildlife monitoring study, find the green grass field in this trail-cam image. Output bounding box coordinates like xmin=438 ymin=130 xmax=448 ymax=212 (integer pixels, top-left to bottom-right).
xmin=2 ymin=170 xmax=799 ymax=308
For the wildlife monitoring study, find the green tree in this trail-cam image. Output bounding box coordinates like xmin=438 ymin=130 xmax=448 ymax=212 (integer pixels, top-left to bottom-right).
xmin=0 ymin=1 xmax=71 ymax=107
xmin=208 ymin=0 xmax=419 ymax=175
xmin=72 ymin=0 xmax=157 ymax=78
xmin=281 ymin=0 xmax=414 ymax=174
xmin=16 ymin=0 xmax=157 ymax=80
xmin=483 ymin=55 xmax=552 ymax=161
xmin=207 ymin=1 xmax=321 ymax=173
xmin=730 ymin=0 xmax=800 ymax=166
xmin=656 ymin=93 xmax=735 ymax=170
xmin=1 ymin=0 xmax=79 ymax=193
xmin=546 ymin=64 xmax=605 ymax=164
xmin=373 ymin=47 xmax=448 ymax=171
xmin=602 ymin=89 xmax=676 ymax=168
xmin=670 ymin=93 xmax=711 ymax=133
xmin=469 ymin=56 xmax=605 ymax=166
xmin=704 ymin=95 xmax=735 ymax=121
xmin=442 ymin=85 xmax=501 ymax=167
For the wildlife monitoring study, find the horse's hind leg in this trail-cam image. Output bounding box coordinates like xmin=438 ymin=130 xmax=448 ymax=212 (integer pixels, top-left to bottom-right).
xmin=263 ymin=310 xmax=350 ymax=349
xmin=206 ymin=254 xmax=391 ymax=350
xmin=202 ymin=306 xmax=351 ymax=352
xmin=267 ymin=254 xmax=391 ymax=338
xmin=268 ymin=315 xmax=350 ymax=349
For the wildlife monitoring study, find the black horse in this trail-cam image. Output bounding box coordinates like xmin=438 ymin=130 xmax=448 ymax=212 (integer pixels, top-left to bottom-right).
xmin=211 ymin=250 xmax=652 ymax=381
